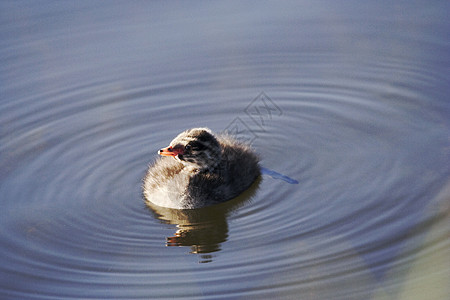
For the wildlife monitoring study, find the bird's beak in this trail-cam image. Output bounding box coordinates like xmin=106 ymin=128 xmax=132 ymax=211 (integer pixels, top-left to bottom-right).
xmin=158 ymin=146 xmax=183 ymax=157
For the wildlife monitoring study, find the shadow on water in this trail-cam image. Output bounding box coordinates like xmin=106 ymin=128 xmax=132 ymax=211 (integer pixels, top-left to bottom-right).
xmin=145 ymin=177 xmax=261 ymax=263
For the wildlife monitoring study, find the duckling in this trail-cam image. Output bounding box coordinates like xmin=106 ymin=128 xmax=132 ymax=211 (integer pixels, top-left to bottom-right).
xmin=143 ymin=128 xmax=260 ymax=209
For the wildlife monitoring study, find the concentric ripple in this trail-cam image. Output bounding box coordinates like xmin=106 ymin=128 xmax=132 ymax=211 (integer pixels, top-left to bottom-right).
xmin=1 ymin=1 xmax=449 ymax=299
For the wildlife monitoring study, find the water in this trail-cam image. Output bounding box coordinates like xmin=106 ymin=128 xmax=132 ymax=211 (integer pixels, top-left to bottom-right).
xmin=1 ymin=1 xmax=449 ymax=299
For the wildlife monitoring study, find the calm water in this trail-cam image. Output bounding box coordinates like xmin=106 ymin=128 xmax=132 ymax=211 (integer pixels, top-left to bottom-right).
xmin=1 ymin=1 xmax=449 ymax=299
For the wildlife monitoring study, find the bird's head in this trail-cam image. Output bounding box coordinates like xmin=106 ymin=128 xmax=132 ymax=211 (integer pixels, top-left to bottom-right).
xmin=158 ymin=128 xmax=222 ymax=172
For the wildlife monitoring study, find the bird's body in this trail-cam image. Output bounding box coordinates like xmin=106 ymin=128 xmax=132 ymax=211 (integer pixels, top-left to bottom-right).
xmin=143 ymin=128 xmax=260 ymax=209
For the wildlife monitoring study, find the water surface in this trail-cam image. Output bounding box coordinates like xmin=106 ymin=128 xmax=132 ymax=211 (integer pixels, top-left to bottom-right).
xmin=1 ymin=1 xmax=449 ymax=299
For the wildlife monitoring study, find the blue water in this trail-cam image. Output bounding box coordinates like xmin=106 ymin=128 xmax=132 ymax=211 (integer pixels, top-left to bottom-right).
xmin=1 ymin=1 xmax=449 ymax=299
xmin=261 ymin=167 xmax=299 ymax=184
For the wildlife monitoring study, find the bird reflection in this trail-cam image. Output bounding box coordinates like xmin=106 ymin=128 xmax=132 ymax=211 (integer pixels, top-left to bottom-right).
xmin=146 ymin=177 xmax=260 ymax=262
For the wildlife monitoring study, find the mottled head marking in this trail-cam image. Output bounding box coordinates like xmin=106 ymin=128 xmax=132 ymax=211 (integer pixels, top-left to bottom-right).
xmin=168 ymin=128 xmax=222 ymax=171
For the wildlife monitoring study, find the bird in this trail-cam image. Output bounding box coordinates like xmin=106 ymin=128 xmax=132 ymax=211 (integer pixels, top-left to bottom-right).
xmin=143 ymin=128 xmax=260 ymax=209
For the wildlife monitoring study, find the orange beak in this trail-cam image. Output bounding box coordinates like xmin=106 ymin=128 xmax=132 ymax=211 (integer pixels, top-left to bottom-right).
xmin=158 ymin=146 xmax=184 ymax=157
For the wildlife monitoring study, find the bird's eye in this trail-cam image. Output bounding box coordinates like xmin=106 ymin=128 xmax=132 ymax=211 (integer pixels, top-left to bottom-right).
xmin=184 ymin=144 xmax=191 ymax=151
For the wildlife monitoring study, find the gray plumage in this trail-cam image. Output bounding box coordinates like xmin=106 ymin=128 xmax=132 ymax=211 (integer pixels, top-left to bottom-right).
xmin=143 ymin=128 xmax=260 ymax=209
